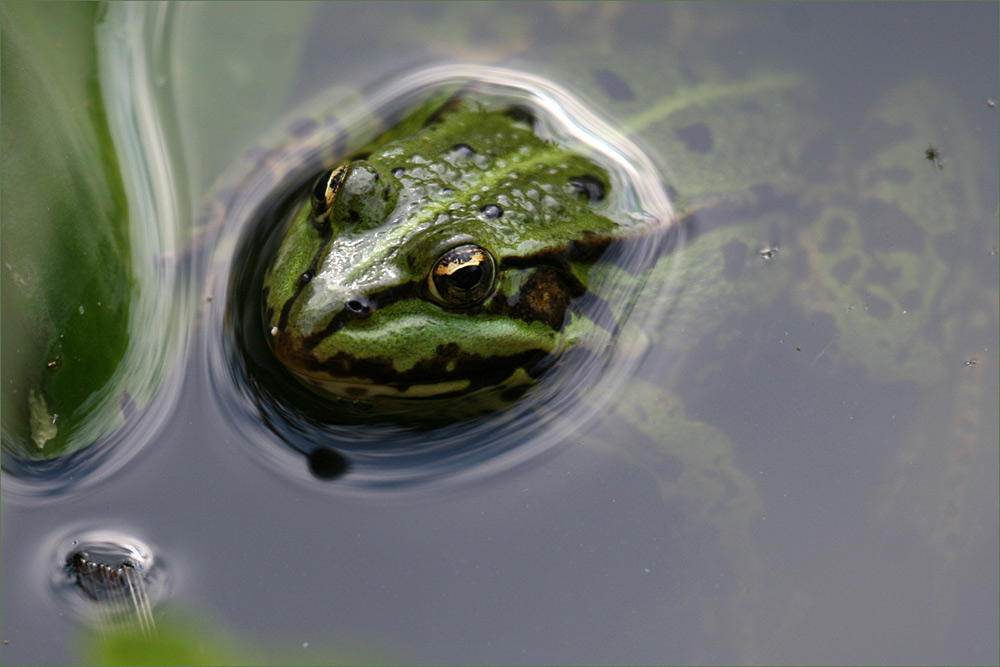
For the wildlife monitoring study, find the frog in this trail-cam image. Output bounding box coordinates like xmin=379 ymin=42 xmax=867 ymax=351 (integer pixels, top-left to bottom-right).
xmin=261 ymin=87 xmax=670 ymax=418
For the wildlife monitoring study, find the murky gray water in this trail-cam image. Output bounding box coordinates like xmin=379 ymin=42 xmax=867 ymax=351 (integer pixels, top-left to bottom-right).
xmin=3 ymin=3 xmax=997 ymax=665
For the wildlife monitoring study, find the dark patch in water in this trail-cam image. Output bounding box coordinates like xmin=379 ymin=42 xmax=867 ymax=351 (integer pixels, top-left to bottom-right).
xmin=308 ymin=447 xmax=350 ymax=480
xmin=591 ymin=68 xmax=636 ymax=101
xmin=675 ymin=123 xmax=714 ymax=154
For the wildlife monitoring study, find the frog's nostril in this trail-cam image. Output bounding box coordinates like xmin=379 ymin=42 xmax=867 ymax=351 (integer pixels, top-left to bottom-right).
xmin=345 ymin=299 xmax=371 ymax=315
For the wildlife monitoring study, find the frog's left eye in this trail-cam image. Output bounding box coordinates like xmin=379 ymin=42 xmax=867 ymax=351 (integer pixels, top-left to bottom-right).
xmin=427 ymin=244 xmax=496 ymax=309
xmin=310 ymin=165 xmax=347 ymax=231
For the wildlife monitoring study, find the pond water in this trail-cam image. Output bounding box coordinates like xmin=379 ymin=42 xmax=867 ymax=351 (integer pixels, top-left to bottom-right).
xmin=2 ymin=3 xmax=997 ymax=665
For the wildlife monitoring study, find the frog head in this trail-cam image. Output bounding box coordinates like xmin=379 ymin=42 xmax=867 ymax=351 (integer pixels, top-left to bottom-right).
xmin=263 ymin=96 xmax=649 ymax=411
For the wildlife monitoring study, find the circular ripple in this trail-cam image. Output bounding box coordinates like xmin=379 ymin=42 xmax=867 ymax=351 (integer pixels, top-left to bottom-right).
xmin=201 ymin=65 xmax=680 ymax=494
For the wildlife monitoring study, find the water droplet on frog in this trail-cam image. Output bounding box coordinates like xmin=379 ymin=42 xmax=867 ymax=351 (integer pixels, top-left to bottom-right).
xmin=480 ymin=204 xmax=503 ymax=219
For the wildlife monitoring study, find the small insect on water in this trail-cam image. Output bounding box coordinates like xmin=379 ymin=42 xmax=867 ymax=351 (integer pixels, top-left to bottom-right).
xmin=925 ymin=145 xmax=944 ymax=169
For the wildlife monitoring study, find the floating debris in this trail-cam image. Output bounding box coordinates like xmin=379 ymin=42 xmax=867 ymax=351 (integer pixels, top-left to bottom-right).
xmin=964 ymin=358 xmax=978 ymax=367
xmin=58 ymin=533 xmax=165 ymax=640
xmin=67 ymin=552 xmax=156 ymax=639
xmin=987 ymin=97 xmax=996 ymax=108
xmin=758 ymin=246 xmax=779 ymax=261
xmin=28 ymin=388 xmax=57 ymax=449
xmin=925 ymin=145 xmax=944 ymax=169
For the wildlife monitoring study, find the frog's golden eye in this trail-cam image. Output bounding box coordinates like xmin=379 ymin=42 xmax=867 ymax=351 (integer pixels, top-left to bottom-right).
xmin=310 ymin=165 xmax=347 ymax=231
xmin=427 ymin=244 xmax=496 ymax=308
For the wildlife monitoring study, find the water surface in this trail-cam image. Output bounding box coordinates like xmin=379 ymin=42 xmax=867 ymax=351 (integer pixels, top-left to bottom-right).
xmin=2 ymin=3 xmax=997 ymax=665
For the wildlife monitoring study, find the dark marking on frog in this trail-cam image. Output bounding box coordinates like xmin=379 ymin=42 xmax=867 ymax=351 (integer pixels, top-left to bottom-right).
xmin=832 ymin=255 xmax=862 ymax=284
xmin=489 ymin=265 xmax=586 ymax=330
xmin=858 ymin=199 xmax=926 ymax=254
xmin=862 ymin=291 xmax=894 ymax=320
xmin=421 ymin=95 xmax=468 ymax=128
xmin=591 ymin=68 xmax=636 ymax=102
xmin=503 ymin=105 xmax=537 ymax=128
xmin=722 ymin=240 xmax=748 ymax=281
xmin=292 ymin=343 xmax=552 ymax=395
xmin=501 ymin=233 xmax=616 ymax=276
xmin=568 ymin=174 xmax=607 ymax=202
xmin=675 ymin=123 xmax=714 ymax=154
xmin=500 ymin=385 xmax=530 ymax=403
xmin=450 ymin=142 xmax=477 ymax=158
xmin=568 ymin=231 xmax=616 ymax=263
xmin=295 ymin=270 xmax=314 ymax=289
xmin=820 ymin=216 xmax=851 ymax=254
